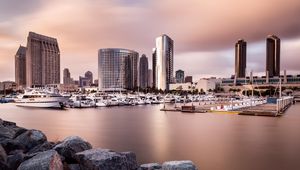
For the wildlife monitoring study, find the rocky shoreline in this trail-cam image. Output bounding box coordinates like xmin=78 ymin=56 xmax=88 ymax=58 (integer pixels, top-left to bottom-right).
xmin=0 ymin=118 xmax=198 ymax=170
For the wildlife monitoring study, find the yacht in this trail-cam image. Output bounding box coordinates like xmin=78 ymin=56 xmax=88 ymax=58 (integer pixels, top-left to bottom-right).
xmin=14 ymin=89 xmax=67 ymax=108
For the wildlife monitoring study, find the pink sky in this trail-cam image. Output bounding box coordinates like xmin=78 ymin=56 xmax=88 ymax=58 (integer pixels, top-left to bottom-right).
xmin=0 ymin=0 xmax=300 ymax=81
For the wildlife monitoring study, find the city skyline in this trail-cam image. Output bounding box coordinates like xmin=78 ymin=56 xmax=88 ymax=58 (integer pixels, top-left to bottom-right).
xmin=1 ymin=0 xmax=300 ymax=81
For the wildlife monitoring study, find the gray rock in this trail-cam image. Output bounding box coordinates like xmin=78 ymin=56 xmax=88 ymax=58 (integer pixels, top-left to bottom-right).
xmin=28 ymin=141 xmax=55 ymax=155
xmin=162 ymin=161 xmax=197 ymax=170
xmin=7 ymin=150 xmax=24 ymax=170
xmin=54 ymin=136 xmax=92 ymax=163
xmin=17 ymin=150 xmax=63 ymax=170
xmin=68 ymin=164 xmax=81 ymax=170
xmin=0 ymin=125 xmax=16 ymax=140
xmin=139 ymin=163 xmax=162 ymax=170
xmin=14 ymin=129 xmax=47 ymax=152
xmin=120 ymin=152 xmax=139 ymax=170
xmin=0 ymin=139 xmax=24 ymax=153
xmin=2 ymin=120 xmax=17 ymax=127
xmin=0 ymin=144 xmax=8 ymax=169
xmin=75 ymin=148 xmax=138 ymax=170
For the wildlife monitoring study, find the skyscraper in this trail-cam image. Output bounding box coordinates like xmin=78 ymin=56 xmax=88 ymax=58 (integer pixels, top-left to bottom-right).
xmin=175 ymin=69 xmax=185 ymax=83
xmin=266 ymin=35 xmax=280 ymax=77
xmin=235 ymin=39 xmax=247 ymax=78
xmin=148 ymin=69 xmax=153 ymax=88
xmin=26 ymin=32 xmax=60 ymax=87
xmin=98 ymin=48 xmax=139 ymax=90
xmin=63 ymin=68 xmax=73 ymax=85
xmin=139 ymin=54 xmax=148 ymax=88
xmin=15 ymin=45 xmax=27 ymax=88
xmin=152 ymin=48 xmax=157 ymax=88
xmin=84 ymin=71 xmax=93 ymax=85
xmin=153 ymin=34 xmax=174 ymax=90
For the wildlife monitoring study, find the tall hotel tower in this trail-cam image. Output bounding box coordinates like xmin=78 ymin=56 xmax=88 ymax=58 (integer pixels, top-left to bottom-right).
xmin=15 ymin=45 xmax=27 ymax=88
xmin=235 ymin=39 xmax=247 ymax=78
xmin=266 ymin=35 xmax=280 ymax=77
xmin=98 ymin=48 xmax=139 ymax=90
xmin=26 ymin=32 xmax=60 ymax=87
xmin=153 ymin=34 xmax=174 ymax=90
xmin=139 ymin=54 xmax=149 ymax=88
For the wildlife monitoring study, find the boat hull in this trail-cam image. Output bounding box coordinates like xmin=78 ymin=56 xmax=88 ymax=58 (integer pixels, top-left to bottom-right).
xmin=15 ymin=101 xmax=64 ymax=108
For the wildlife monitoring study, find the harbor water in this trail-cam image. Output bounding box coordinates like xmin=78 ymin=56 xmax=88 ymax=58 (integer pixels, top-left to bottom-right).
xmin=1 ymin=103 xmax=300 ymax=170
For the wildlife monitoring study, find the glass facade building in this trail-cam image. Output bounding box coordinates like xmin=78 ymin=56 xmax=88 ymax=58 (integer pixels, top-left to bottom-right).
xmin=139 ymin=54 xmax=149 ymax=88
xmin=175 ymin=69 xmax=184 ymax=83
xmin=153 ymin=34 xmax=174 ymax=90
xmin=98 ymin=48 xmax=139 ymax=90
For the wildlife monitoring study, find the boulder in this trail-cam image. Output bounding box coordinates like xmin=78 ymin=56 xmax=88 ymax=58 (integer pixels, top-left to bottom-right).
xmin=162 ymin=161 xmax=197 ymax=170
xmin=0 ymin=125 xmax=16 ymax=140
xmin=1 ymin=139 xmax=24 ymax=153
xmin=75 ymin=148 xmax=138 ymax=170
xmin=17 ymin=150 xmax=63 ymax=170
xmin=120 ymin=152 xmax=139 ymax=170
xmin=14 ymin=129 xmax=47 ymax=152
xmin=28 ymin=141 xmax=55 ymax=155
xmin=53 ymin=136 xmax=92 ymax=163
xmin=2 ymin=120 xmax=17 ymax=127
xmin=139 ymin=163 xmax=162 ymax=170
xmin=0 ymin=144 xmax=8 ymax=169
xmin=7 ymin=150 xmax=25 ymax=170
xmin=67 ymin=164 xmax=81 ymax=170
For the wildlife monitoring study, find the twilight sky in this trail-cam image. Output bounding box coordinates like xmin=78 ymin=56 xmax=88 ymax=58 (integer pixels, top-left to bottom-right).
xmin=0 ymin=0 xmax=300 ymax=81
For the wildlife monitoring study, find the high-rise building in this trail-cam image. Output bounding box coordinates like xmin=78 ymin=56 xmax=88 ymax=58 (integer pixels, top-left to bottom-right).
xmin=26 ymin=32 xmax=60 ymax=87
xmin=235 ymin=39 xmax=247 ymax=78
xmin=139 ymin=54 xmax=148 ymax=88
xmin=266 ymin=35 xmax=280 ymax=77
xmin=15 ymin=45 xmax=27 ymax=88
xmin=152 ymin=48 xmax=157 ymax=88
xmin=63 ymin=68 xmax=74 ymax=85
xmin=153 ymin=34 xmax=174 ymax=90
xmin=185 ymin=76 xmax=193 ymax=83
xmin=98 ymin=48 xmax=139 ymax=90
xmin=175 ymin=69 xmax=185 ymax=83
xmin=148 ymin=69 xmax=153 ymax=88
xmin=84 ymin=71 xmax=93 ymax=85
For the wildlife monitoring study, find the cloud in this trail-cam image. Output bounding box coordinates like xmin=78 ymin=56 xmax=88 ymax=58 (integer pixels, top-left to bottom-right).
xmin=0 ymin=0 xmax=300 ymax=81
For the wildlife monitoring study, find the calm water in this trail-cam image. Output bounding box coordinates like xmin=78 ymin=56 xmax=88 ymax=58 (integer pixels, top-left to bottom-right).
xmin=1 ymin=103 xmax=300 ymax=170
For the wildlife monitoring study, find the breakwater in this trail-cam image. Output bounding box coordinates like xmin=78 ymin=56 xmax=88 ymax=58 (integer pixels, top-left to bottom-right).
xmin=0 ymin=118 xmax=197 ymax=170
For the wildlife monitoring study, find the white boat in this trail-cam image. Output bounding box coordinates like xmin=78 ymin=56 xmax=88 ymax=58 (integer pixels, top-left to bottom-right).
xmin=69 ymin=95 xmax=95 ymax=108
xmin=14 ymin=89 xmax=67 ymax=108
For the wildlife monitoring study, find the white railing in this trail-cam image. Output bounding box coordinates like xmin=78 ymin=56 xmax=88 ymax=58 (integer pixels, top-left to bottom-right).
xmin=276 ymin=96 xmax=294 ymax=114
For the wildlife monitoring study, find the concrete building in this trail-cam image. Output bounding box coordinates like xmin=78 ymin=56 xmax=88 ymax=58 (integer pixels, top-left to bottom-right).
xmin=153 ymin=34 xmax=174 ymax=90
xmin=175 ymin=69 xmax=185 ymax=83
xmin=26 ymin=32 xmax=60 ymax=87
xmin=98 ymin=48 xmax=139 ymax=90
xmin=84 ymin=71 xmax=93 ymax=86
xmin=0 ymin=81 xmax=17 ymax=93
xmin=266 ymin=35 xmax=280 ymax=77
xmin=139 ymin=54 xmax=148 ymax=88
xmin=185 ymin=76 xmax=193 ymax=83
xmin=169 ymin=82 xmax=193 ymax=91
xmin=63 ymin=68 xmax=74 ymax=85
xmin=196 ymin=78 xmax=221 ymax=93
xmin=15 ymin=45 xmax=27 ymax=88
xmin=235 ymin=39 xmax=247 ymax=78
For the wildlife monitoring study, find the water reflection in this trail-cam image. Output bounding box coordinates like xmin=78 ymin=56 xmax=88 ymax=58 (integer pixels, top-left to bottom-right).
xmin=1 ymin=103 xmax=300 ymax=170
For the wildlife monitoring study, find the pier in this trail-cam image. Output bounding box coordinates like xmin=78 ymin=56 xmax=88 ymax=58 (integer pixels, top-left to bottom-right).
xmin=161 ymin=96 xmax=295 ymax=117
